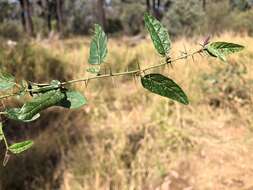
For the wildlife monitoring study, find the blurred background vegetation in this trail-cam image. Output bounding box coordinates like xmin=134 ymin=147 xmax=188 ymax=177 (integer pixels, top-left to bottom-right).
xmin=0 ymin=0 xmax=253 ymax=39
xmin=1 ymin=0 xmax=253 ymax=190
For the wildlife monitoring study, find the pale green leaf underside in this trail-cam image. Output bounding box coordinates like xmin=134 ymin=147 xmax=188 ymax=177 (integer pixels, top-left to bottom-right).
xmin=58 ymin=91 xmax=87 ymax=109
xmin=6 ymin=108 xmax=40 ymax=122
xmin=144 ymin=12 xmax=171 ymax=56
xmin=0 ymin=123 xmax=3 ymax=142
xmin=205 ymin=42 xmax=244 ymax=62
xmin=6 ymin=90 xmax=66 ymax=122
xmin=0 ymin=72 xmax=15 ymax=91
xmin=9 ymin=140 xmax=34 ymax=154
xmin=88 ymin=24 xmax=108 ymax=65
xmin=141 ymin=73 xmax=189 ymax=105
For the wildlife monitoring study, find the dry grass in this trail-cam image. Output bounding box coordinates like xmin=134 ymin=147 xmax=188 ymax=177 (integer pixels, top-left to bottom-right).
xmin=44 ymin=32 xmax=253 ymax=190
xmin=1 ymin=32 xmax=253 ymax=190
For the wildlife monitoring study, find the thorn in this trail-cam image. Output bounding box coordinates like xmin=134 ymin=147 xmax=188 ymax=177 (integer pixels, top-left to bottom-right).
xmin=191 ymin=55 xmax=195 ymax=62
xmin=180 ymin=51 xmax=187 ymax=56
xmin=141 ymin=66 xmax=146 ymax=75
xmin=166 ymin=62 xmax=170 ymax=71
xmin=111 ymin=77 xmax=116 ymax=87
xmin=3 ymin=151 xmax=10 ymax=167
xmin=133 ymin=74 xmax=138 ymax=88
xmin=166 ymin=57 xmax=173 ymax=68
xmin=85 ymin=80 xmax=89 ymax=88
xmin=170 ymin=62 xmax=174 ymax=68
xmin=109 ymin=67 xmax=113 ymax=76
xmin=199 ymin=43 xmax=204 ymax=47
xmin=166 ymin=56 xmax=170 ymax=64
xmin=203 ymin=35 xmax=211 ymax=46
xmin=199 ymin=51 xmax=204 ymax=57
xmin=28 ymin=82 xmax=33 ymax=97
xmin=183 ymin=44 xmax=187 ymax=54
xmin=137 ymin=62 xmax=141 ymax=72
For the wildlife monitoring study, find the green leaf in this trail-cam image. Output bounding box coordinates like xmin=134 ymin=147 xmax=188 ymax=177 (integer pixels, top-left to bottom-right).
xmin=6 ymin=108 xmax=40 ymax=122
xmin=144 ymin=12 xmax=171 ymax=56
xmin=58 ymin=91 xmax=87 ymax=109
xmin=141 ymin=74 xmax=189 ymax=105
xmin=8 ymin=140 xmax=33 ymax=154
xmin=6 ymin=90 xmax=66 ymax=122
xmin=0 ymin=123 xmax=4 ymax=142
xmin=205 ymin=42 xmax=244 ymax=62
xmin=0 ymin=72 xmax=15 ymax=91
xmin=88 ymin=24 xmax=108 ymax=65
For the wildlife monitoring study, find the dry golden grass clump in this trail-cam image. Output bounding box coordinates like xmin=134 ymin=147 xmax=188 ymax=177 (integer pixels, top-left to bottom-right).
xmin=56 ymin=33 xmax=253 ymax=190
xmin=1 ymin=33 xmax=253 ymax=190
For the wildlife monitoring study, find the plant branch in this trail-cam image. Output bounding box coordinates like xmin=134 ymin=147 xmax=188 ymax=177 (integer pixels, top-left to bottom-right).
xmin=0 ymin=93 xmax=21 ymax=100
xmin=0 ymin=48 xmax=202 ymax=100
xmin=0 ymin=124 xmax=8 ymax=150
xmin=3 ymin=133 xmax=8 ymax=149
xmin=61 ymin=48 xmax=203 ymax=86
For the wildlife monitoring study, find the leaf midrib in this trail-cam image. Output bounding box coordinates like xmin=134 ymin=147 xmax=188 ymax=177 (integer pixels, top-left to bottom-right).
xmin=19 ymin=91 xmax=63 ymax=119
xmin=146 ymin=77 xmax=186 ymax=101
xmin=145 ymin=14 xmax=166 ymax=55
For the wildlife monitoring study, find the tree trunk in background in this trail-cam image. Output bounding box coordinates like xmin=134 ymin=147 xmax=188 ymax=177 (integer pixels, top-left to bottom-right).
xmin=152 ymin=0 xmax=156 ymax=11
xmin=202 ymin=0 xmax=206 ymax=10
xmin=56 ymin=0 xmax=64 ymax=34
xmin=164 ymin=0 xmax=172 ymax=10
xmin=152 ymin=0 xmax=160 ymax=19
xmin=157 ymin=0 xmax=160 ymax=8
xmin=146 ymin=0 xmax=151 ymax=11
xmin=19 ymin=0 xmax=34 ymax=36
xmin=45 ymin=0 xmax=52 ymax=32
xmin=37 ymin=0 xmax=52 ymax=32
xmin=97 ymin=0 xmax=107 ymax=30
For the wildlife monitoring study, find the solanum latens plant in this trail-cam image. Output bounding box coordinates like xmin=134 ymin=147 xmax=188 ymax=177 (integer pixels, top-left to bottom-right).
xmin=0 ymin=13 xmax=244 ymax=166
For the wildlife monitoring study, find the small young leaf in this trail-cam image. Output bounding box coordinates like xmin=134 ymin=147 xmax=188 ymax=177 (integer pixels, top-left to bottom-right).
xmin=88 ymin=24 xmax=108 ymax=65
xmin=17 ymin=80 xmax=28 ymax=98
xmin=144 ymin=12 xmax=171 ymax=56
xmin=0 ymin=72 xmax=15 ymax=91
xmin=3 ymin=153 xmax=10 ymax=166
xmin=141 ymin=73 xmax=189 ymax=105
xmin=58 ymin=91 xmax=87 ymax=109
xmin=6 ymin=90 xmax=66 ymax=122
xmin=86 ymin=66 xmax=100 ymax=74
xmin=8 ymin=140 xmax=33 ymax=154
xmin=0 ymin=123 xmax=4 ymax=142
xmin=205 ymin=42 xmax=244 ymax=62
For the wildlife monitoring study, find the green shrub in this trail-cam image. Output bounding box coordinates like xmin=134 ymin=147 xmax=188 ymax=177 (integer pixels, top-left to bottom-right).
xmin=0 ymin=41 xmax=70 ymax=82
xmin=202 ymin=1 xmax=233 ymax=35
xmin=120 ymin=3 xmax=146 ymax=35
xmin=199 ymin=62 xmax=252 ymax=109
xmin=162 ymin=0 xmax=204 ymax=37
xmin=231 ymin=9 xmax=253 ymax=35
xmin=201 ymin=0 xmax=253 ymax=35
xmin=0 ymin=21 xmax=24 ymax=41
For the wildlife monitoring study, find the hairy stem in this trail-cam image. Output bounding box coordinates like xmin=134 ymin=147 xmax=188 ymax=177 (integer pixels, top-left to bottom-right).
xmin=0 ymin=48 xmax=203 ymax=100
xmin=1 ymin=126 xmax=8 ymax=150
xmin=61 ymin=48 xmax=203 ymax=86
